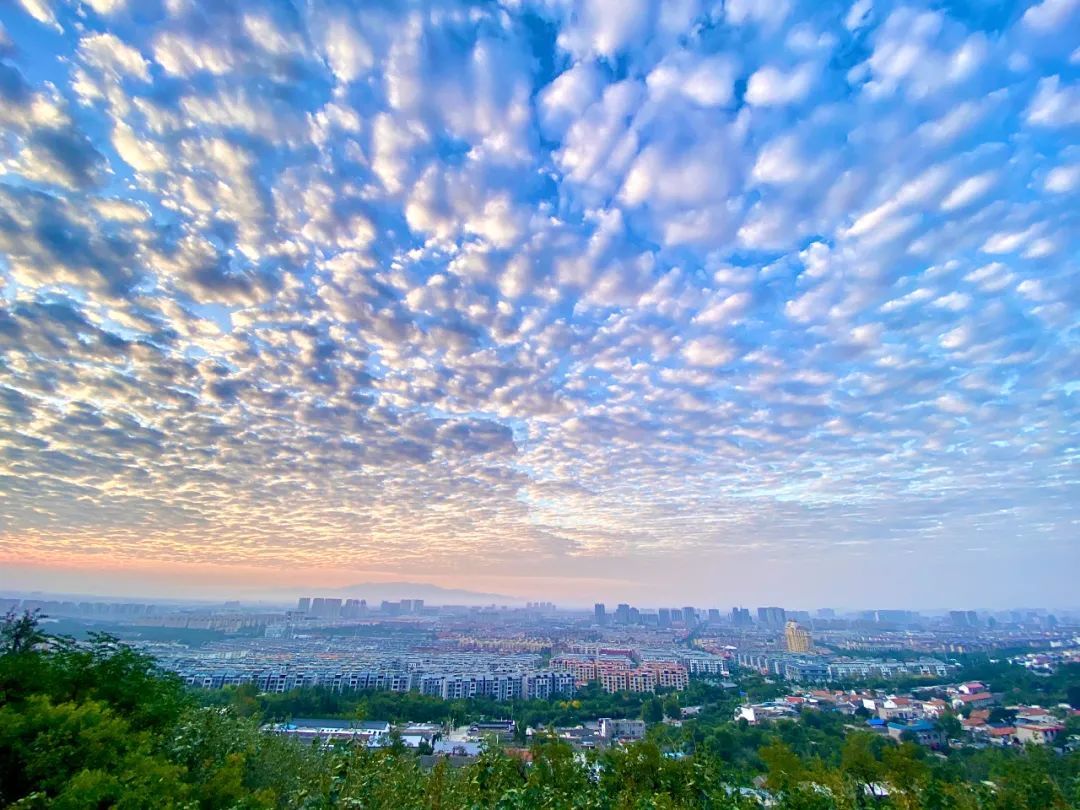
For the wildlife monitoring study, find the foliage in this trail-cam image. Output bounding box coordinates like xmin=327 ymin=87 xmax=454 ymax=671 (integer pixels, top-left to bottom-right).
xmin=2 ymin=611 xmax=1079 ymax=809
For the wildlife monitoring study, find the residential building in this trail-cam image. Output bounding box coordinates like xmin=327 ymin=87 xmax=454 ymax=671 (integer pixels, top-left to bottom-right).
xmin=887 ymin=720 xmax=945 ymax=749
xmin=599 ymin=718 xmax=646 ymax=741
xmin=1015 ymin=724 xmax=1065 ymax=746
xmin=785 ymin=621 xmax=812 ymax=653
xmin=758 ymin=606 xmax=786 ymax=628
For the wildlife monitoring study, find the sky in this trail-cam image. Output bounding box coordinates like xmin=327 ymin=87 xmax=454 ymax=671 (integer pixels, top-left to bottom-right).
xmin=0 ymin=0 xmax=1077 ymax=610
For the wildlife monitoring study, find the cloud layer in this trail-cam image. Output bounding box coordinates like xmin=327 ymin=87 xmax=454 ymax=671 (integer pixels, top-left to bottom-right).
xmin=0 ymin=0 xmax=1077 ymax=604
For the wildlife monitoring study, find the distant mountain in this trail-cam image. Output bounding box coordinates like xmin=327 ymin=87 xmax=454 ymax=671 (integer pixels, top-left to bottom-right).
xmin=281 ymin=581 xmax=519 ymax=606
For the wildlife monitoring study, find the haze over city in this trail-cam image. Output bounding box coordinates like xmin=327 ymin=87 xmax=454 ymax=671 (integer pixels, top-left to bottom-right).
xmin=1 ymin=0 xmax=1077 ymax=610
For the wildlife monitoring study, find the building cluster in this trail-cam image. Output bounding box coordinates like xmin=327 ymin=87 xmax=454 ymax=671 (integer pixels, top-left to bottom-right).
xmin=551 ymin=654 xmax=689 ymax=693
xmin=265 ymin=714 xmax=652 ymax=761
xmin=737 ymin=678 xmax=1073 ymax=750
xmin=296 ymin=596 xmax=427 ymax=619
xmin=735 ymin=652 xmax=953 ymax=683
xmin=1 ymin=597 xmax=160 ymax=619
xmin=549 ymin=645 xmax=727 ymax=694
xmin=183 ymin=665 xmax=575 ymax=701
xmin=1008 ymin=647 xmax=1080 ymax=675
xmin=592 ymin=602 xmax=797 ymax=629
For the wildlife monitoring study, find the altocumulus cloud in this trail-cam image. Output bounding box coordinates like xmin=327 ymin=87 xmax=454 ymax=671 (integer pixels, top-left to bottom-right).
xmin=0 ymin=0 xmax=1077 ymax=599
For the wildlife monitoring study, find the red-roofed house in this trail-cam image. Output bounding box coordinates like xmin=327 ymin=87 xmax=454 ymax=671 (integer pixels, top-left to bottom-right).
xmin=952 ymin=692 xmax=995 ymax=710
xmin=987 ymin=726 xmax=1016 ymax=745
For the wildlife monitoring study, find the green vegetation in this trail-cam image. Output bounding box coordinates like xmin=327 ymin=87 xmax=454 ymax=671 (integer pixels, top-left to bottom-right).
xmin=2 ymin=611 xmax=1079 ymax=809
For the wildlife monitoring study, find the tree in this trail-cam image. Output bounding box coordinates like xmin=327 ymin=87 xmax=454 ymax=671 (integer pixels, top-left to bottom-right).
xmin=938 ymin=713 xmax=962 ymax=740
xmin=840 ymin=732 xmax=882 ymax=793
xmin=988 ymin=706 xmax=1016 ymax=725
xmin=1 ymin=610 xmax=46 ymax=655
xmin=882 ymin=741 xmax=928 ymax=793
xmin=759 ymin=740 xmax=805 ymax=792
xmin=663 ymin=694 xmax=682 ymax=720
xmin=641 ymin=696 xmax=664 ymax=723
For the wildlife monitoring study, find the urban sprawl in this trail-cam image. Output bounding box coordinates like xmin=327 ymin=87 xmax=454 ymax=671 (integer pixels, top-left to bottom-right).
xmin=4 ymin=594 xmax=1076 ymax=754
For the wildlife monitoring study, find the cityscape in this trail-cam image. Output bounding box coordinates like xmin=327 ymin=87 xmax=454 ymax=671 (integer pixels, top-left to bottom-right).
xmin=4 ymin=590 xmax=1076 ymax=709
xmin=2 ymin=0 xmax=1079 ymax=804
xmin=3 ymin=589 xmax=1079 ymax=803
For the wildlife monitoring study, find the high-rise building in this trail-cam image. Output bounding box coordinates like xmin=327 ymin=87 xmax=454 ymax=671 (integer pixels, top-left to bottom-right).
xmin=343 ymin=599 xmax=361 ymax=618
xmin=594 ymin=603 xmax=606 ymax=625
xmin=785 ymin=621 xmax=812 ymax=653
xmin=311 ymin=598 xmax=325 ymax=617
xmin=682 ymin=607 xmax=696 ymax=625
xmin=298 ymin=597 xmax=311 ymax=613
xmin=758 ymin=606 xmax=786 ymax=628
xmin=324 ymin=598 xmax=342 ymax=618
xmin=707 ymin=608 xmax=721 ymax=623
xmin=657 ymin=608 xmax=671 ymax=628
xmin=949 ymin=610 xmax=979 ymax=627
xmin=615 ymin=603 xmax=631 ymax=625
xmin=731 ymin=607 xmax=752 ymax=627
xmin=629 ymin=607 xmax=641 ymax=624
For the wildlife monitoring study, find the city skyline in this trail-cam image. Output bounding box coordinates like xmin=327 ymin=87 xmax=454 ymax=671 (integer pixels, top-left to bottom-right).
xmin=1 ymin=0 xmax=1078 ymax=608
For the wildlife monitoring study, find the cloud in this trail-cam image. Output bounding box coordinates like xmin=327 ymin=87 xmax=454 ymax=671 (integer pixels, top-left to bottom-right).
xmin=17 ymin=0 xmax=59 ymax=29
xmin=745 ymin=63 xmax=816 ymax=106
xmin=940 ymin=171 xmax=997 ymax=210
xmin=0 ymin=0 xmax=1076 ymax=606
xmin=320 ymin=17 xmax=373 ymax=84
xmin=85 ymin=0 xmax=127 ymax=13
xmin=79 ymin=33 xmax=150 ymax=80
xmin=1026 ymin=76 xmax=1080 ymax=126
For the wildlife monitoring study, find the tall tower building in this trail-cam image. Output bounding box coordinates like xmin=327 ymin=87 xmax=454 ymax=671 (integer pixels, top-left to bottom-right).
xmin=298 ymin=597 xmax=311 ymax=613
xmin=785 ymin=621 xmax=812 ymax=653
xmin=594 ymin=603 xmax=607 ymax=625
xmin=758 ymin=606 xmax=787 ymax=628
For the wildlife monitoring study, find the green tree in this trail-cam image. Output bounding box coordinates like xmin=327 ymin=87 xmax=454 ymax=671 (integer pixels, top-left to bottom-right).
xmin=759 ymin=740 xmax=806 ymax=792
xmin=938 ymin=713 xmax=962 ymax=740
xmin=641 ymin=696 xmax=664 ymax=723
xmin=663 ymin=694 xmax=682 ymax=720
xmin=840 ymin=732 xmax=882 ymax=795
xmin=1 ymin=610 xmax=47 ymax=655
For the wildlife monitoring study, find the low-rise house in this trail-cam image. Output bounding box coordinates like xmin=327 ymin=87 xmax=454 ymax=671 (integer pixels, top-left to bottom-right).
xmin=952 ymin=692 xmax=995 ymax=710
xmin=887 ymin=720 xmax=945 ymax=749
xmin=921 ymin=698 xmax=950 ymax=718
xmin=266 ymin=718 xmax=391 ymax=746
xmin=735 ymin=702 xmax=799 ymax=725
xmin=433 ymin=740 xmax=482 ymax=757
xmin=467 ymin=721 xmax=516 ymax=742
xmin=1012 ymin=706 xmax=1055 ymax=724
xmin=1015 ymin=724 xmax=1065 ymax=746
xmin=878 ymin=697 xmax=917 ymax=721
xmin=986 ymin=726 xmax=1016 ymax=745
xmin=599 ymin=717 xmax=646 ymax=741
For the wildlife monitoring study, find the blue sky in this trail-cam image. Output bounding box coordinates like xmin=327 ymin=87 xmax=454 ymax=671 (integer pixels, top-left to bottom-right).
xmin=0 ymin=0 xmax=1077 ymax=608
